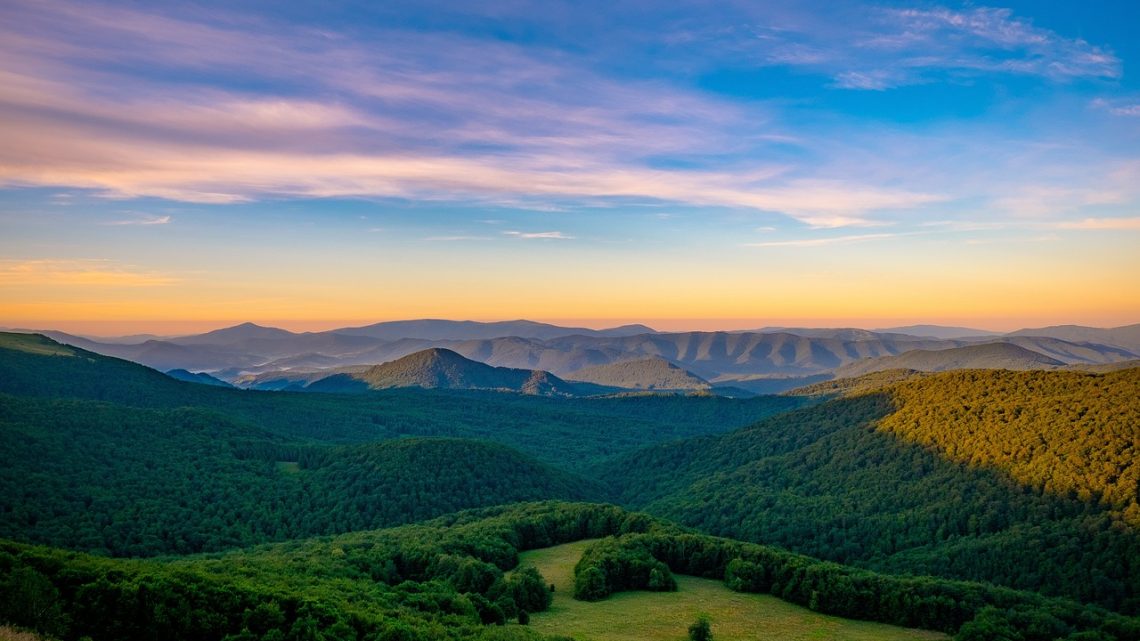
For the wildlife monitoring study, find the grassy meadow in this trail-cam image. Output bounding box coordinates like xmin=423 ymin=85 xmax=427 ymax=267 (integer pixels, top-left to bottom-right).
xmin=518 ymin=540 xmax=948 ymax=641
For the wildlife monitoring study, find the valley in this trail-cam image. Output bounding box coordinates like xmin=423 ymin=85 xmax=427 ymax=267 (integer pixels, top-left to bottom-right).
xmin=6 ymin=2 xmax=1139 ymax=639
xmin=1 ymin=328 xmax=1139 ymax=640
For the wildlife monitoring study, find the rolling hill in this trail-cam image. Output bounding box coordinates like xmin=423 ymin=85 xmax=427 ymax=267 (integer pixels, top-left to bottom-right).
xmin=0 ymin=386 xmax=602 ymax=556
xmin=567 ymin=357 xmax=710 ymax=391
xmin=834 ymin=342 xmax=1066 ymax=377
xmin=1008 ymin=323 xmax=1140 ymax=353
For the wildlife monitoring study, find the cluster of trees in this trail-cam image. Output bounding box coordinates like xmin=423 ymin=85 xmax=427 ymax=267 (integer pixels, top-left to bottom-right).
xmin=600 ymin=370 xmax=1140 ymax=613
xmin=569 ymin=530 xmax=1140 ymax=641
xmin=572 ymin=537 xmax=676 ymax=600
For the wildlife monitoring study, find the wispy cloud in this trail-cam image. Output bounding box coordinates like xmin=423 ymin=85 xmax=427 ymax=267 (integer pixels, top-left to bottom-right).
xmin=1091 ymin=98 xmax=1140 ymax=117
xmin=423 ymin=235 xmax=493 ymax=241
xmin=1055 ymin=217 xmax=1140 ymax=231
xmin=0 ymin=259 xmax=177 ymax=286
xmin=0 ymin=1 xmax=942 ymax=227
xmin=730 ymin=5 xmax=1121 ymax=90
xmin=744 ymin=233 xmax=896 ymax=248
xmin=503 ymin=231 xmax=574 ymax=240
xmin=103 ymin=213 xmax=171 ymax=226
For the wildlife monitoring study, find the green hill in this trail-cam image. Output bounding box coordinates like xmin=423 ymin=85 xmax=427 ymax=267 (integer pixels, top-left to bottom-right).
xmin=0 ymin=391 xmax=599 ymax=556
xmin=598 ymin=368 xmax=1140 ymax=613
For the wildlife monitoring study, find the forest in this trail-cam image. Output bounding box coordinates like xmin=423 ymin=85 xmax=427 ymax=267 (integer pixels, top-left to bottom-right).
xmin=2 ymin=333 xmax=1139 ymax=640
xmin=599 ymin=369 xmax=1140 ymax=613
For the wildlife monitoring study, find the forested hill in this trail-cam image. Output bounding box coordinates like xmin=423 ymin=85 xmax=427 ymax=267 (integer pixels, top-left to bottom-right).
xmin=598 ymin=367 xmax=1140 ymax=613
xmin=0 ymin=390 xmax=600 ymax=556
xmin=0 ymin=332 xmax=804 ymax=467
xmin=0 ymin=332 xmax=804 ymax=557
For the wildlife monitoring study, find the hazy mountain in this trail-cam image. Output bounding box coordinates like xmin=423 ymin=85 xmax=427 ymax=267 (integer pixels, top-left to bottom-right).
xmin=1007 ymin=323 xmax=1140 ymax=353
xmin=165 ymin=369 xmax=233 ymax=387
xmin=334 ymin=319 xmax=656 ymax=341
xmin=834 ymin=343 xmax=1066 ymax=378
xmin=21 ymin=321 xmax=1140 ymax=383
xmin=996 ymin=335 xmax=1137 ymax=364
xmin=307 ymin=347 xmax=578 ymax=395
xmin=172 ymin=322 xmax=296 ymax=345
xmin=567 ymin=357 xmax=710 ymax=390
xmin=877 ymin=324 xmax=1002 ymax=339
xmin=751 ymin=327 xmax=932 ymax=341
xmin=1065 ymin=359 xmax=1140 ymax=373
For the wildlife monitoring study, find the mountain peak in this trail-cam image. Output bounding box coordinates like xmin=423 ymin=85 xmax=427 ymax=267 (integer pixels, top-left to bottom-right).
xmin=311 ymin=348 xmax=574 ymax=395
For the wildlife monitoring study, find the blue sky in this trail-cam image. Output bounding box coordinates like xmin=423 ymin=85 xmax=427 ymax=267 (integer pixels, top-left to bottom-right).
xmin=0 ymin=0 xmax=1138 ymax=332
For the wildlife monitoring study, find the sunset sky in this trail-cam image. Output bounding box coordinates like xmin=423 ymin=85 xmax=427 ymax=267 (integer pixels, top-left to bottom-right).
xmin=1 ymin=1 xmax=1138 ymax=335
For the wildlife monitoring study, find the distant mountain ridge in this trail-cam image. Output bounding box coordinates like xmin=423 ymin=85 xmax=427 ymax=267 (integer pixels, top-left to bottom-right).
xmin=875 ymin=324 xmax=1002 ymax=339
xmin=1007 ymin=323 xmax=1140 ymax=353
xmin=16 ymin=320 xmax=1139 ymax=391
xmin=835 ymin=343 xmax=1067 ymax=378
xmin=335 ymin=319 xmax=657 ymax=341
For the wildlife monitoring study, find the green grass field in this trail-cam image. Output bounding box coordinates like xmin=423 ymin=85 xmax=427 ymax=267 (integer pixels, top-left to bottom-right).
xmin=0 ymin=333 xmax=75 ymax=357
xmin=518 ymin=540 xmax=948 ymax=641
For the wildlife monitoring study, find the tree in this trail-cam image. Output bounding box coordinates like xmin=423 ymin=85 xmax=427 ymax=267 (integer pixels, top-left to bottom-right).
xmin=574 ymin=567 xmax=608 ymax=601
xmin=688 ymin=614 xmax=712 ymax=641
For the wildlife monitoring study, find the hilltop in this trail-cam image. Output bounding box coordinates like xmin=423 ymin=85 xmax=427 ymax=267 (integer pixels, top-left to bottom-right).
xmin=567 ymin=357 xmax=710 ymax=391
xmin=307 ymin=348 xmax=580 ymax=395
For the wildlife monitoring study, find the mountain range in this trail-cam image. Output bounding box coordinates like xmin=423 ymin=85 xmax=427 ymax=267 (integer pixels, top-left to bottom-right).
xmin=14 ymin=319 xmax=1139 ymax=394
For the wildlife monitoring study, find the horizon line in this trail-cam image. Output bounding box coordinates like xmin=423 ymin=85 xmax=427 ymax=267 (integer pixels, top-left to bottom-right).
xmin=4 ymin=316 xmax=1138 ymax=338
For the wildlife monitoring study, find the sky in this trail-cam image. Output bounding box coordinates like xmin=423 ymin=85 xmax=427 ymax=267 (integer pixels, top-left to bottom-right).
xmin=1 ymin=0 xmax=1138 ymax=334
